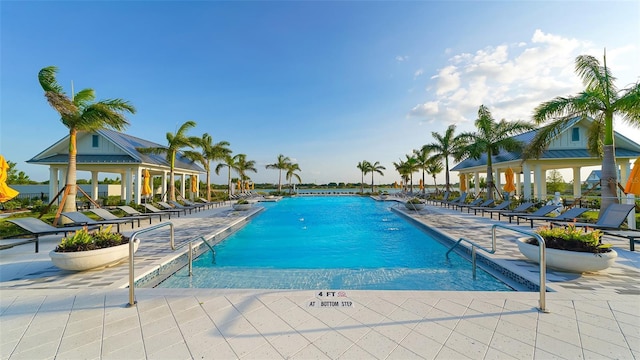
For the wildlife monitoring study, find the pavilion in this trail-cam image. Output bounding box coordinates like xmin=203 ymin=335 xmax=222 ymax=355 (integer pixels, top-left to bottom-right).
xmin=452 ymin=116 xmax=640 ymax=202
xmin=27 ymin=129 xmax=204 ymax=204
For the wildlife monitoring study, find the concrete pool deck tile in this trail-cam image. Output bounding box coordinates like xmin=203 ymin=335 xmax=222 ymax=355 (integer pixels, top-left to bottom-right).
xmin=1 ymin=201 xmax=640 ymax=359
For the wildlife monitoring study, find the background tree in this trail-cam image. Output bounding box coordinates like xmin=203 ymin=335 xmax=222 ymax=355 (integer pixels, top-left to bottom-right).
xmin=38 ymin=66 xmax=135 ymax=215
xmin=234 ymin=154 xmax=257 ymax=192
xmin=285 ymin=162 xmax=302 ymax=194
xmin=400 ymin=155 xmax=420 ymax=193
xmin=422 ymin=124 xmax=466 ymax=193
xmin=546 ymin=169 xmax=566 ymax=194
xmin=215 ymin=154 xmax=237 ymax=196
xmin=368 ymin=161 xmax=385 ymax=192
xmin=393 ymin=160 xmax=410 ymax=192
xmin=356 ymin=160 xmax=371 ymax=193
xmin=524 ymin=52 xmax=640 ymax=212
xmin=413 ymin=148 xmax=431 ymax=194
xmin=184 ymin=133 xmax=231 ymax=201
xmin=137 ymin=120 xmax=197 ymax=201
xmin=425 ymin=158 xmax=443 ymax=193
xmin=6 ymin=160 xmax=32 ymax=184
xmin=458 ymin=105 xmax=534 ymax=200
xmin=265 ymin=154 xmax=291 ymax=193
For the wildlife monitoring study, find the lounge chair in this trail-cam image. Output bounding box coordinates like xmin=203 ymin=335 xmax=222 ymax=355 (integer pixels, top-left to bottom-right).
xmin=4 ymin=218 xmax=99 ymax=253
xmin=157 ymin=201 xmax=191 ymax=215
xmin=61 ymin=212 xmax=136 ymax=232
xmin=475 ymin=201 xmax=511 ymax=217
xmin=444 ymin=192 xmax=467 ymax=208
xmin=603 ymin=229 xmax=640 ymax=251
xmin=489 ymin=202 xmax=534 ymax=220
xmin=143 ymin=203 xmax=182 ymax=218
xmin=516 ymin=207 xmax=589 ymax=228
xmin=500 ymin=204 xmax=560 ymax=224
xmin=88 ymin=208 xmax=153 ymax=226
xmin=453 ymin=197 xmax=482 ymax=211
xmin=467 ymin=199 xmax=495 ymax=214
xmin=169 ymin=200 xmax=203 ymax=212
xmin=118 ymin=205 xmax=167 ymax=221
xmin=429 ymin=191 xmax=450 ymax=205
xmin=198 ymin=197 xmax=221 ymax=208
xmin=551 ymin=203 xmax=636 ymax=231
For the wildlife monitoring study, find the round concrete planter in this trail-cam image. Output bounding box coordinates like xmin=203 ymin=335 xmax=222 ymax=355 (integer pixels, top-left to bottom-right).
xmin=405 ymin=202 xmax=425 ymax=211
xmin=50 ymin=238 xmax=140 ymax=271
xmin=516 ymin=237 xmax=617 ymax=273
xmin=232 ymin=203 xmax=252 ymax=211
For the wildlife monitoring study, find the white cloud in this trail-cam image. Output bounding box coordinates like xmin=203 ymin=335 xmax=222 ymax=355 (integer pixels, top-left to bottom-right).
xmin=413 ymin=68 xmax=424 ymax=78
xmin=407 ymin=29 xmax=638 ymax=130
xmin=395 ymin=55 xmax=409 ymax=62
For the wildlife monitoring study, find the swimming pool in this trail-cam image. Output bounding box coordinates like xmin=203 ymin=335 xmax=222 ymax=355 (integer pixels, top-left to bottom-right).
xmin=157 ymin=197 xmax=513 ymax=291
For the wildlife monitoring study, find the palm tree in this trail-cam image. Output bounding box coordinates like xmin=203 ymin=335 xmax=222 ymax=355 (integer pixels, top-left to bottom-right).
xmin=137 ymin=120 xmax=198 ymax=201
xmin=395 ymin=155 xmax=420 ymax=193
xmin=356 ymin=160 xmax=371 ymax=193
xmin=234 ymin=154 xmax=257 ymax=191
xmin=458 ymin=105 xmax=534 ymax=200
xmin=525 ymin=52 xmax=640 ymax=212
xmin=265 ymin=154 xmax=291 ymax=193
xmin=422 ymin=125 xmax=466 ymax=193
xmin=38 ymin=66 xmax=136 ymax=215
xmin=413 ymin=148 xmax=431 ymax=194
xmin=392 ymin=159 xmax=409 ymax=192
xmin=215 ymin=154 xmax=237 ymax=196
xmin=425 ymin=158 xmax=443 ymax=193
xmin=368 ymin=161 xmax=385 ymax=192
xmin=184 ymin=133 xmax=231 ymax=201
xmin=285 ymin=163 xmax=302 ymax=194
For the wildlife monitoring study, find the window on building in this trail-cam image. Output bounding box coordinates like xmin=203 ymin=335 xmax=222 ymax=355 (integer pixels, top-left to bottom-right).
xmin=571 ymin=127 xmax=580 ymax=141
xmin=92 ymin=135 xmax=99 ymax=147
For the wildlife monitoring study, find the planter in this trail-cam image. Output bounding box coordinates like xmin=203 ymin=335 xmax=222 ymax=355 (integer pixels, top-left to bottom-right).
xmin=516 ymin=237 xmax=617 ymax=273
xmin=405 ymin=202 xmax=425 ymax=211
xmin=380 ymin=194 xmax=389 ymax=200
xmin=50 ymin=238 xmax=140 ymax=271
xmin=232 ymin=203 xmax=252 ymax=211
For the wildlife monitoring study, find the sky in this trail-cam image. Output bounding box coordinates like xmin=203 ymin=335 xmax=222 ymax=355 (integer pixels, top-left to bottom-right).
xmin=1 ymin=1 xmax=639 ymax=186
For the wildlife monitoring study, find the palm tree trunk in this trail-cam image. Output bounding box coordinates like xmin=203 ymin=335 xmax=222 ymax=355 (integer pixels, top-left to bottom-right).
xmin=206 ymin=163 xmax=212 ymax=201
xmin=360 ymin=172 xmax=364 ymax=193
xmin=601 ymin=112 xmax=619 ymax=213
xmin=371 ymin=173 xmax=374 ymax=192
xmin=445 ymin=158 xmax=450 ymax=192
xmin=169 ymin=150 xmax=176 ymax=201
xmin=62 ymin=128 xmax=78 ymax=214
xmin=278 ymin=169 xmax=282 ymax=192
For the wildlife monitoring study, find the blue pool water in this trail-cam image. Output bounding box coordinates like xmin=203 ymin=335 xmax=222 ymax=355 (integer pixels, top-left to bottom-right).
xmin=157 ymin=197 xmax=513 ymax=291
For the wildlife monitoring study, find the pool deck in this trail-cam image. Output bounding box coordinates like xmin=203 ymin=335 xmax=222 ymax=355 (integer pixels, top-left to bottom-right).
xmin=1 ymin=199 xmax=638 ymax=359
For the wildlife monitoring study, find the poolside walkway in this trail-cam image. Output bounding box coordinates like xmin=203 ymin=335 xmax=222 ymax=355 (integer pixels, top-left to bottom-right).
xmin=1 ymin=200 xmax=638 ymax=359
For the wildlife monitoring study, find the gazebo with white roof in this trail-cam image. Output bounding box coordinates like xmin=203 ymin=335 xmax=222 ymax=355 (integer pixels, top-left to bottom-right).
xmin=27 ymin=129 xmax=205 ymax=205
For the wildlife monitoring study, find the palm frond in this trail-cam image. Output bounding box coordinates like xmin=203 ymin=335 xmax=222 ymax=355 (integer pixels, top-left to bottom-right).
xmin=614 ymin=82 xmax=640 ymax=124
xmin=586 ymin=120 xmax=604 ymax=158
xmin=38 ymin=66 xmax=64 ymax=93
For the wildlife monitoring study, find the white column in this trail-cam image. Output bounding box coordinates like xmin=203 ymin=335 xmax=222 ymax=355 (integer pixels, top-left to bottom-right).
xmin=180 ymin=173 xmax=186 ymax=199
xmin=91 ymin=171 xmax=99 ymax=200
xmin=494 ymin=168 xmax=501 ymax=194
xmin=534 ymin=165 xmax=544 ymax=201
xmin=572 ymin=167 xmax=582 ymax=199
xmin=620 ymin=160 xmax=631 ymax=189
xmin=474 ymin=171 xmax=480 ymax=196
xmin=162 ymin=171 xmax=168 ymax=201
xmin=49 ymin=167 xmax=59 ymax=204
xmin=522 ymin=163 xmax=531 ymax=201
xmin=135 ymin=167 xmax=142 ymax=205
xmin=120 ymin=172 xmax=126 ymax=201
xmin=516 ymin=171 xmax=521 ymax=197
xmin=125 ymin=168 xmax=133 ymax=204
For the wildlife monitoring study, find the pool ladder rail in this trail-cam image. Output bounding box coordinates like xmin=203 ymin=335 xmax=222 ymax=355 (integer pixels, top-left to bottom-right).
xmin=446 ymin=224 xmax=549 ymax=313
xmin=127 ymin=223 xmax=218 ymax=307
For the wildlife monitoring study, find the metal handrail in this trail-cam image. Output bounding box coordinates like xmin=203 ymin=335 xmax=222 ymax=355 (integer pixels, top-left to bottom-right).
xmin=491 ymin=224 xmax=548 ymax=313
xmin=127 ymin=222 xmax=174 ymax=307
xmin=445 ymin=237 xmax=495 ymax=280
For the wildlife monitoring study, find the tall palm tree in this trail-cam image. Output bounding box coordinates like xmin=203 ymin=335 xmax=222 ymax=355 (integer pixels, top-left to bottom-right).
xmin=458 ymin=105 xmax=534 ymax=200
xmin=425 ymin=158 xmax=443 ymax=194
xmin=285 ymin=162 xmax=302 ymax=194
xmin=413 ymin=148 xmax=431 ymax=194
xmin=356 ymin=160 xmax=371 ymax=193
xmin=234 ymin=154 xmax=257 ymax=191
xmin=184 ymin=133 xmax=231 ymax=201
xmin=396 ymin=155 xmax=420 ymax=193
xmin=137 ymin=120 xmax=198 ymax=201
xmin=38 ymin=66 xmax=136 ymax=215
xmin=368 ymin=161 xmax=386 ymax=192
xmin=525 ymin=52 xmax=640 ymax=212
xmin=215 ymin=154 xmax=237 ymax=196
xmin=422 ymin=124 xmax=466 ymax=193
xmin=265 ymin=154 xmax=291 ymax=193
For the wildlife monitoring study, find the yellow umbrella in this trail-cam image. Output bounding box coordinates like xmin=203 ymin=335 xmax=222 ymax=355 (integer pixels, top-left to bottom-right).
xmin=0 ymin=155 xmax=19 ymax=203
xmin=191 ymin=176 xmax=197 ymax=193
xmin=459 ymin=174 xmax=467 ymax=191
xmin=503 ymin=168 xmax=516 ymax=192
xmin=141 ymin=169 xmax=152 ymax=196
xmin=236 ymin=180 xmax=241 ymax=190
xmin=624 ymin=157 xmax=640 ymax=195
xmin=245 ymin=182 xmax=250 ymax=190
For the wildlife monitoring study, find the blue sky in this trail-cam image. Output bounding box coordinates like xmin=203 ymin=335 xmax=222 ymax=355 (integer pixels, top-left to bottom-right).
xmin=1 ymin=1 xmax=639 ymax=185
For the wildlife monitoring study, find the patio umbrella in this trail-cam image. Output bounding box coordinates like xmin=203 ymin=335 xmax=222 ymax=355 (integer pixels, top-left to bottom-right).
xmin=624 ymin=157 xmax=640 ymax=195
xmin=141 ymin=169 xmax=152 ymax=197
xmin=503 ymin=168 xmax=516 ymax=193
xmin=191 ymin=175 xmax=197 ymax=193
xmin=460 ymin=174 xmax=467 ymax=192
xmin=0 ymin=155 xmax=19 ymax=203
xmin=419 ymin=179 xmax=424 ymax=190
